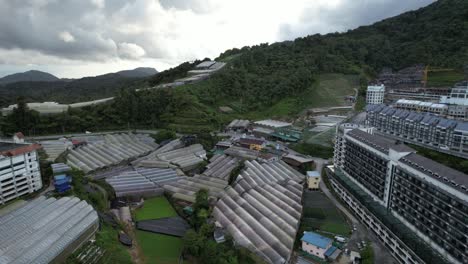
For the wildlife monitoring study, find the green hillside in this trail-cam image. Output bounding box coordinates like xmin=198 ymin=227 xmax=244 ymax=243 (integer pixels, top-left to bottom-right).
xmin=2 ymin=0 xmax=468 ymax=135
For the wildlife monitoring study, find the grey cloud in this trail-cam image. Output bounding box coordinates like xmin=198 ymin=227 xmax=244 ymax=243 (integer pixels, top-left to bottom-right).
xmin=159 ymin=0 xmax=215 ymax=13
xmin=0 ymin=0 xmax=131 ymax=61
xmin=278 ymin=0 xmax=436 ymax=40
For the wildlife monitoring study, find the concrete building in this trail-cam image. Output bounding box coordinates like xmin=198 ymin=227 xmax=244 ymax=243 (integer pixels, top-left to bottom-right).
xmin=333 ymin=127 xmax=468 ymax=264
xmin=394 ymin=99 xmax=448 ymax=116
xmin=440 ymin=81 xmax=468 ymax=106
xmin=366 ymin=104 xmax=468 ymax=158
xmin=306 ymin=171 xmax=321 ymax=190
xmin=366 ymin=84 xmax=385 ymax=105
xmin=238 ymin=138 xmax=265 ymax=151
xmin=301 ymin=231 xmax=338 ymax=260
xmin=0 ymin=141 xmax=42 ymax=204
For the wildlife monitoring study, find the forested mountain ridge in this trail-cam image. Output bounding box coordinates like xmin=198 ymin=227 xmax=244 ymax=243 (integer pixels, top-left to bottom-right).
xmin=2 ymin=0 xmax=467 ymax=135
xmin=0 ymin=68 xmax=157 ymax=107
xmin=0 ymin=70 xmax=59 ymax=85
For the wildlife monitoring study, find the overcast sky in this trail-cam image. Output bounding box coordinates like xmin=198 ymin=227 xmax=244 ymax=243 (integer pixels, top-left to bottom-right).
xmin=0 ymin=0 xmax=435 ymax=78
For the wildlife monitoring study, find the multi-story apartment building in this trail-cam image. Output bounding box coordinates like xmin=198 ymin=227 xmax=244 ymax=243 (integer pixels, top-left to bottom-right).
xmin=366 ymin=84 xmax=385 ymax=105
xmin=394 ymin=99 xmax=448 ymax=116
xmin=0 ymin=141 xmax=42 ymax=204
xmin=366 ymin=104 xmax=468 ymax=158
xmin=333 ymin=126 xmax=467 ymax=264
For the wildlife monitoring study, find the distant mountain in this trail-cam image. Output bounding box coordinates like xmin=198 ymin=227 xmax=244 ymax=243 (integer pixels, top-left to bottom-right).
xmin=0 ymin=70 xmax=59 ymax=85
xmin=0 ymin=67 xmax=159 ymax=106
xmin=116 ymin=67 xmax=158 ymax=78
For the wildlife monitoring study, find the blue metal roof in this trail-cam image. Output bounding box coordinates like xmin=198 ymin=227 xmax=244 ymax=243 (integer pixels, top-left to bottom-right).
xmin=324 ymin=246 xmax=338 ymax=257
xmin=301 ymin=232 xmax=332 ymax=249
xmin=307 ymin=171 xmax=320 ymax=178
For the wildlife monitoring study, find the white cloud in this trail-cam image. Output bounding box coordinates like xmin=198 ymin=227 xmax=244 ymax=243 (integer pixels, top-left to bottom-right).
xmin=117 ymin=42 xmax=146 ymax=59
xmin=58 ymin=31 xmax=75 ymax=43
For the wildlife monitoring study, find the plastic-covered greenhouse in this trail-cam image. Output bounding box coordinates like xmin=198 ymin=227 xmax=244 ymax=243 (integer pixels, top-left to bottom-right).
xmin=210 ymin=160 xmax=305 ymax=264
xmin=0 ymin=196 xmax=98 ymax=264
xmin=203 ymin=154 xmax=240 ymax=180
xmin=163 ymin=175 xmax=228 ymax=203
xmin=213 ymin=180 xmax=303 ymax=264
xmin=132 ymin=140 xmax=206 ymax=172
xmin=66 ymin=133 xmax=158 ymax=173
xmin=105 ymin=167 xmax=180 ymax=197
xmin=233 ymin=160 xmax=304 ymax=192
xmin=224 ymin=146 xmax=259 ymax=160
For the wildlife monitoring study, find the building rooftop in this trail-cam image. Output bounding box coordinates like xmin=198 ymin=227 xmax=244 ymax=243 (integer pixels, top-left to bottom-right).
xmin=400 ymin=153 xmax=467 ymax=193
xmin=347 ymin=129 xmax=414 ymax=154
xmin=284 ymin=153 xmax=314 ymax=164
xmin=307 ymin=171 xmax=320 ymax=178
xmin=0 ymin=142 xmax=41 ymax=156
xmin=239 ymin=138 xmax=264 ymax=146
xmin=301 ymin=231 xmax=332 ymax=249
xmin=367 ymin=84 xmax=385 ymax=91
xmin=254 ymin=119 xmax=292 ymax=128
xmin=324 ymin=246 xmax=338 ymax=258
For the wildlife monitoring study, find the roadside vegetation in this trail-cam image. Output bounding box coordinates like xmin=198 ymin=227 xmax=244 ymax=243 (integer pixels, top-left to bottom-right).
xmin=360 ymin=243 xmax=374 ymax=264
xmin=291 ymin=143 xmax=335 ymax=159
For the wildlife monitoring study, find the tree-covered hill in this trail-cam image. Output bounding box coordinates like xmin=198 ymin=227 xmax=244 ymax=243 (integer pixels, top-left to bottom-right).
xmin=2 ymin=0 xmax=467 ymax=135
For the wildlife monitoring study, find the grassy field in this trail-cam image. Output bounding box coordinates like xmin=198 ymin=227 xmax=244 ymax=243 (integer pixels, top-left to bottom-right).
xmin=427 ymin=69 xmax=465 ymax=87
xmin=136 ymin=230 xmax=183 ymax=264
xmin=305 ymin=127 xmax=336 ymax=147
xmin=245 ymin=73 xmax=358 ymax=120
xmin=135 ymin=197 xmax=178 ymax=221
xmin=135 ymin=197 xmax=183 ymax=264
xmin=299 ymin=191 xmax=350 ymax=238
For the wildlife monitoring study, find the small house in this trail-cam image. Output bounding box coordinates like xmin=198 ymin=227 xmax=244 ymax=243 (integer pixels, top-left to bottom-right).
xmin=307 ymin=171 xmax=321 ymax=190
xmin=238 ymin=138 xmax=265 ymax=151
xmin=301 ymin=231 xmax=333 ymax=259
xmin=282 ymin=153 xmax=314 ymax=172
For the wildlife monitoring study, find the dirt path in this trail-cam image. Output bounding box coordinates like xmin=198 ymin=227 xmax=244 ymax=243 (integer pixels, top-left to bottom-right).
xmin=124 ymin=223 xmax=145 ymax=264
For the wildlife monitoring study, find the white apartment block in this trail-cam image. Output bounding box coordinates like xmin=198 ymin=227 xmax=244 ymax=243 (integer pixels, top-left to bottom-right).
xmin=332 ymin=125 xmax=467 ymax=264
xmin=366 ymin=84 xmax=385 ymax=105
xmin=0 ymin=142 xmax=43 ymax=204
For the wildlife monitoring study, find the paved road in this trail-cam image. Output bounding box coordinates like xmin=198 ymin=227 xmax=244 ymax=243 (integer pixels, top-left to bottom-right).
xmin=319 ymin=176 xmax=396 ymax=264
